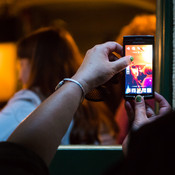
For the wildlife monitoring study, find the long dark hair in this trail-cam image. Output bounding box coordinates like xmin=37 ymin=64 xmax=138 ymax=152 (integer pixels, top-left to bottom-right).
xmin=17 ymin=27 xmax=119 ymax=144
xmin=17 ymin=27 xmax=82 ymax=97
xmin=71 ymin=101 xmax=119 ymax=144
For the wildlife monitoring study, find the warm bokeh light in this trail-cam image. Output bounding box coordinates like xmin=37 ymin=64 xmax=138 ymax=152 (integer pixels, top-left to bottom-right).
xmin=0 ymin=43 xmax=17 ymax=101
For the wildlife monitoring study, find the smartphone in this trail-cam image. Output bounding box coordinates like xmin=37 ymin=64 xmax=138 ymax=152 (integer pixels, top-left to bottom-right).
xmin=123 ymin=35 xmax=154 ymax=99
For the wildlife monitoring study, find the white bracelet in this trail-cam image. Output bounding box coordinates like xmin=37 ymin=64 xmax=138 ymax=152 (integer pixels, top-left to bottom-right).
xmin=55 ymin=78 xmax=85 ymax=102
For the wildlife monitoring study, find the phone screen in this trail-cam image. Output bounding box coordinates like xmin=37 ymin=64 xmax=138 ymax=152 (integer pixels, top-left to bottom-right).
xmin=125 ymin=44 xmax=153 ymax=97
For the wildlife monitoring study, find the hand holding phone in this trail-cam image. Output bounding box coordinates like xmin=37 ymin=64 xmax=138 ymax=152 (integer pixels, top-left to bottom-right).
xmin=123 ymin=35 xmax=154 ymax=99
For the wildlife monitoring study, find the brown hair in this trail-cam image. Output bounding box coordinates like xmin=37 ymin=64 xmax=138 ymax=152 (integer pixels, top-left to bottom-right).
xmin=17 ymin=27 xmax=119 ymax=144
xmin=70 ymin=101 xmax=119 ymax=144
xmin=116 ymin=14 xmax=156 ymax=45
xmin=17 ymin=27 xmax=82 ymax=97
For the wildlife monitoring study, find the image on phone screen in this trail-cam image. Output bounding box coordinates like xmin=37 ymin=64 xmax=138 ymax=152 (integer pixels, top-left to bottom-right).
xmin=125 ymin=44 xmax=153 ymax=97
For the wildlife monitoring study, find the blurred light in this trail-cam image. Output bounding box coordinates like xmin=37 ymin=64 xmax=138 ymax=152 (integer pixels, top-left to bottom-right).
xmin=0 ymin=43 xmax=17 ymax=101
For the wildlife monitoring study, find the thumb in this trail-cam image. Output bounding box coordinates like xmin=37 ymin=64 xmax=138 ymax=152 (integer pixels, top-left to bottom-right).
xmin=132 ymin=95 xmax=148 ymax=130
xmin=111 ymin=55 xmax=133 ymax=73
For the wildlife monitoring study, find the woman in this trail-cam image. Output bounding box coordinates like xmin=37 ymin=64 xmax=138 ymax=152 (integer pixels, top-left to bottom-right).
xmin=0 ymin=27 xmax=119 ymax=144
xmin=0 ymin=27 xmax=81 ymax=141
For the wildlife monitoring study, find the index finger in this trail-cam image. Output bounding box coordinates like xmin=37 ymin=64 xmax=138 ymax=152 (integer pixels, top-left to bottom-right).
xmin=154 ymin=92 xmax=171 ymax=116
xmin=100 ymin=41 xmax=123 ymax=56
xmin=154 ymin=92 xmax=171 ymax=109
xmin=125 ymin=101 xmax=134 ymax=123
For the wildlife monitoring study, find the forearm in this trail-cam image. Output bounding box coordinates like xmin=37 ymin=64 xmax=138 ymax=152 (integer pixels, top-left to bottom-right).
xmin=8 ymin=82 xmax=82 ymax=166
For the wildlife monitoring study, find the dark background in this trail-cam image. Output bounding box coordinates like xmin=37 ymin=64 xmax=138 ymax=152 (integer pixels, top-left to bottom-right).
xmin=0 ymin=0 xmax=156 ymax=54
xmin=0 ymin=0 xmax=157 ymax=108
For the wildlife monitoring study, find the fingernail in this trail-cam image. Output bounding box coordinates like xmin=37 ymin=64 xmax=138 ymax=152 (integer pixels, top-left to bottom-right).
xmin=130 ymin=56 xmax=134 ymax=62
xmin=135 ymin=95 xmax=142 ymax=102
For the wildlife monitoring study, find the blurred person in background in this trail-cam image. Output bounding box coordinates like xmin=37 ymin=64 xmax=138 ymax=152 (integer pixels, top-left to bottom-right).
xmin=0 ymin=27 xmax=81 ymax=141
xmin=0 ymin=26 xmax=119 ymax=145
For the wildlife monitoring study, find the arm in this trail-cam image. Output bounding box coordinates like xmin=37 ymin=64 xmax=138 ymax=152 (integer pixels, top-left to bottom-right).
xmin=8 ymin=42 xmax=132 ymax=166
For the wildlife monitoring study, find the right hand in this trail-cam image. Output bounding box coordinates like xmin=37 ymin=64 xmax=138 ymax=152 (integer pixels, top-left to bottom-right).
xmin=72 ymin=41 xmax=132 ymax=94
xmin=125 ymin=92 xmax=172 ymax=131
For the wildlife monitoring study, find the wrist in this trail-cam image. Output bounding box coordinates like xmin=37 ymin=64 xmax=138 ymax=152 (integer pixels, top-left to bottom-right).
xmin=71 ymin=75 xmax=90 ymax=95
xmin=55 ymin=78 xmax=85 ymax=103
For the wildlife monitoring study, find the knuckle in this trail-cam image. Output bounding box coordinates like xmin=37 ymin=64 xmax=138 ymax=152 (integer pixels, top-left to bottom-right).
xmin=93 ymin=45 xmax=101 ymax=51
xmin=168 ymin=105 xmax=172 ymax=111
xmin=86 ymin=49 xmax=91 ymax=55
